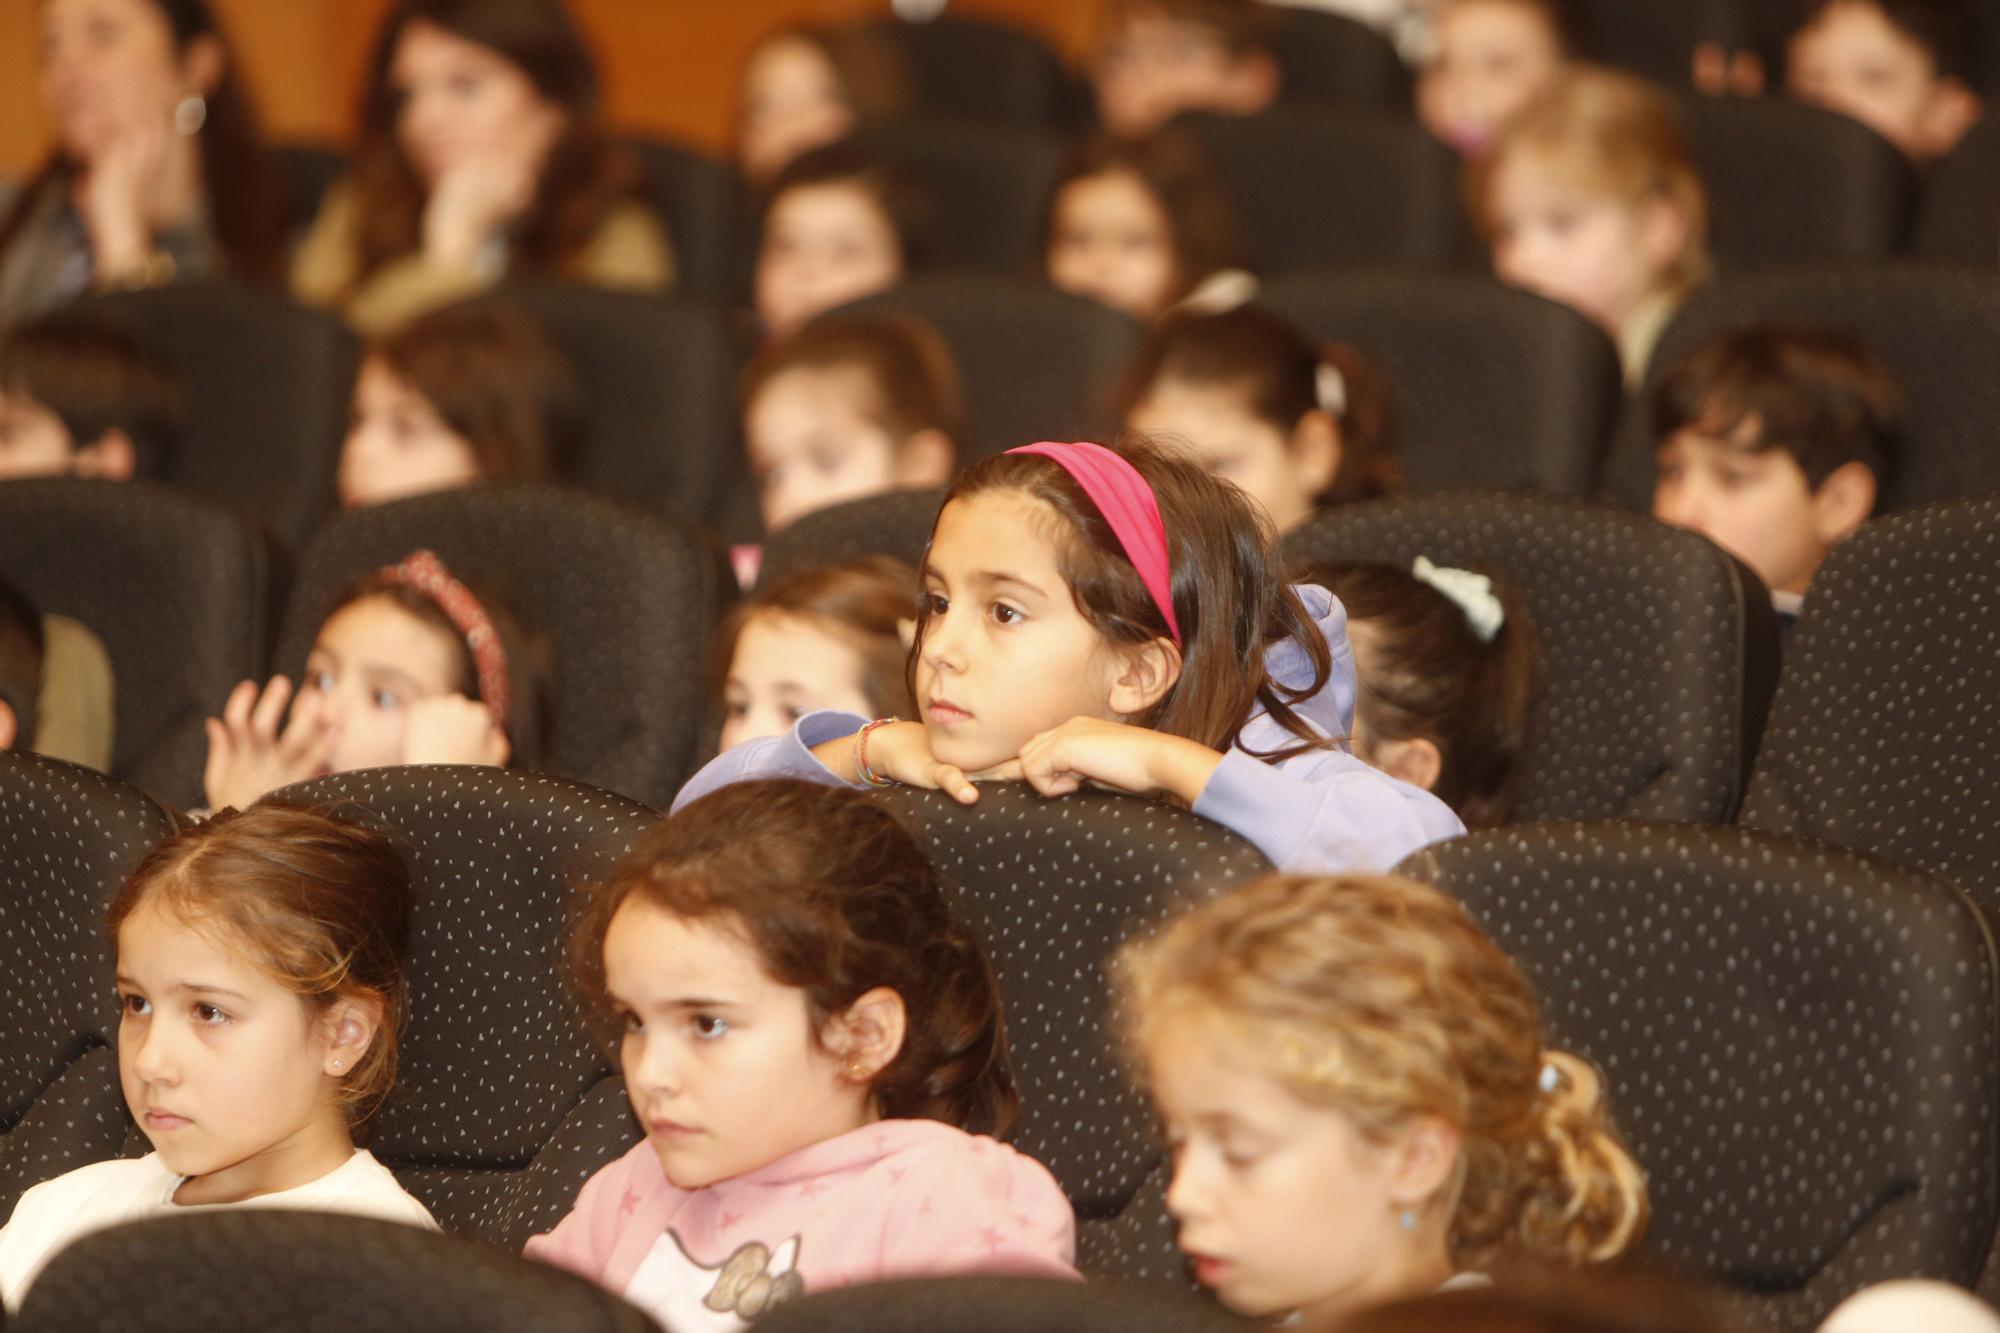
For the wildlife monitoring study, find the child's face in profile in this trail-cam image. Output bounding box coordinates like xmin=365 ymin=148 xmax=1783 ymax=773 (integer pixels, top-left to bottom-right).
xmin=339 ymin=359 xmax=484 ymax=508
xmin=755 ymin=183 xmax=904 ymax=340
xmin=720 ymin=612 xmax=878 ymax=752
xmin=390 ymin=17 xmax=563 ymax=187
xmin=1786 ymin=1 xmax=1961 ymax=159
xmin=737 ymin=34 xmax=853 ymax=185
xmin=746 ymin=364 xmax=907 ymax=532
xmin=301 ymin=594 xmax=467 ymax=773
xmin=1046 ymin=169 xmax=1181 ymax=322
xmin=1485 ymin=151 xmax=1675 ymax=339
xmin=1419 ymin=0 xmax=1566 ymax=154
xmin=1652 ymin=423 xmax=1850 ymax=597
xmin=915 ymin=490 xmax=1135 ymax=772
xmin=1093 ymin=10 xmax=1273 ymax=138
xmin=607 ymin=898 xmax=874 ymax=1189
xmin=1146 ymin=1008 xmax=1421 ymax=1325
xmin=116 ymin=901 xmax=353 ymax=1205
xmin=1127 ymin=377 xmax=1333 ymax=532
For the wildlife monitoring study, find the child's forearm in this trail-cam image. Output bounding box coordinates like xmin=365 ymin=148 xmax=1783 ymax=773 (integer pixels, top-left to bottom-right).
xmin=1149 ymin=733 xmax=1226 ymax=805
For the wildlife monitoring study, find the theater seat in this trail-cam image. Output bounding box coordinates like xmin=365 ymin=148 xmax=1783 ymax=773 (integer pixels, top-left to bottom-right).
xmin=856 ymin=15 xmax=1076 ymax=128
xmin=758 ymin=1274 xmax=1241 ymax=1333
xmin=1911 ymin=117 xmax=2000 ymax=266
xmin=1567 ymin=0 xmax=1753 ymax=87
xmin=1264 ymin=5 xmax=1412 ymax=112
xmin=624 ymin=137 xmax=753 ymax=304
xmin=846 ymin=120 xmax=1063 ymax=276
xmin=757 ymin=488 xmax=944 ymax=589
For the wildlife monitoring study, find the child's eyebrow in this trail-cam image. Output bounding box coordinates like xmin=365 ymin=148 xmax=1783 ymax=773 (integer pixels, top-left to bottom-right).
xmin=360 ymin=663 xmax=426 ymax=696
xmin=971 ymin=569 xmax=1050 ymax=598
xmin=114 ymin=975 xmax=249 ymax=1001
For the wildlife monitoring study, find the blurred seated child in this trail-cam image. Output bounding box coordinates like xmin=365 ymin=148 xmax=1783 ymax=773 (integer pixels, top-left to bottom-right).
xmin=203 ymin=549 xmax=546 ymax=811
xmin=755 ymin=143 xmax=916 ymax=341
xmin=0 ymin=309 xmax=182 ymax=481
xmin=0 ymin=574 xmax=116 ymax=772
xmin=1120 ymin=306 xmax=1400 ymax=532
xmin=1418 ymin=0 xmax=1571 ymax=155
xmin=1786 ymin=0 xmax=1984 ymax=163
xmin=715 ymin=556 xmax=917 ymax=753
xmin=1315 ymin=560 xmax=1539 ymax=829
xmin=339 ymin=297 xmax=582 ymax=508
xmin=1651 ymin=322 xmax=1901 ymax=633
xmin=1092 ymin=0 xmax=1282 ymax=138
xmin=1044 ymin=129 xmax=1253 ymax=323
xmin=742 ymin=311 xmax=957 ymax=533
xmin=735 ymin=25 xmax=912 ymax=186
xmin=1470 ymin=66 xmax=1711 ymax=385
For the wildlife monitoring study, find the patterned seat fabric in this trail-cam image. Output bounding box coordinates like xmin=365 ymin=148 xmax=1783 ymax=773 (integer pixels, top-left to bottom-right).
xmin=1284 ymin=493 xmax=1779 ymax=823
xmin=0 ymin=753 xmax=174 ymax=1222
xmin=276 ymin=766 xmax=659 ymax=1246
xmin=1910 ymin=117 xmax=2000 ymax=266
xmin=274 ymin=485 xmax=725 ymax=809
xmin=756 ymin=1274 xmax=1244 ymax=1333
xmin=757 ymin=488 xmax=944 ymax=589
xmin=845 ymin=122 xmax=1063 ymax=276
xmin=1406 ymin=821 xmax=2000 ymax=1332
xmin=1739 ymin=496 xmax=2000 ymax=916
xmin=0 ymin=479 xmax=268 ymax=809
xmin=1262 ymin=272 xmax=1621 ymax=497
xmin=874 ymin=785 xmax=1272 ymax=1282
xmin=13 ymin=1210 xmax=663 ymax=1332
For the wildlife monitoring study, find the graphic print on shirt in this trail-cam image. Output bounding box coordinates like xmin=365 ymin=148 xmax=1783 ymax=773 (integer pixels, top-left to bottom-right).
xmin=625 ymin=1229 xmax=805 ymax=1331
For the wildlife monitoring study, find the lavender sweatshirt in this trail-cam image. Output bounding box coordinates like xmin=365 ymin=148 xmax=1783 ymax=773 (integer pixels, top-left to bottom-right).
xmin=674 ymin=585 xmax=1465 ymax=874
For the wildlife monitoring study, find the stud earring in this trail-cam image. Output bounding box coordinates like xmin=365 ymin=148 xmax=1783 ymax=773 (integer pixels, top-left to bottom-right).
xmin=331 ymin=1059 xmax=344 ymax=1072
xmin=1398 ymin=1207 xmax=1418 ymax=1231
xmin=172 ymin=94 xmax=207 ymax=136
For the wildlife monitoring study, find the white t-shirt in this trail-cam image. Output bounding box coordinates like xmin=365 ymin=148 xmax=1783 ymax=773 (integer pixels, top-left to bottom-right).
xmin=0 ymin=1149 xmax=438 ymax=1310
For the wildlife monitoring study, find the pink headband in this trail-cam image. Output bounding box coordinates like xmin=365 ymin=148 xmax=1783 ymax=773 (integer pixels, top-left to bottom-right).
xmin=379 ymin=549 xmax=511 ymax=733
xmin=1007 ymin=441 xmax=1182 ymax=647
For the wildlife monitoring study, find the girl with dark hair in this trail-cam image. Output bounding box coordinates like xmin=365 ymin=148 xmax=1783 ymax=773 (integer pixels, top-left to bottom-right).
xmin=292 ymin=0 xmax=673 ymax=334
xmin=527 ymin=780 xmax=1074 ymax=1324
xmin=201 ymin=548 xmax=549 ymax=811
xmin=0 ymin=0 xmax=283 ymax=327
xmin=0 ymin=804 xmax=435 ymax=1311
xmin=677 ymin=437 xmax=1464 ymax=875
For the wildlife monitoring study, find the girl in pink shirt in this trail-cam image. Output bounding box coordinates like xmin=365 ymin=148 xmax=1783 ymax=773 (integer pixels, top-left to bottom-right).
xmin=525 ymin=780 xmax=1075 ymax=1327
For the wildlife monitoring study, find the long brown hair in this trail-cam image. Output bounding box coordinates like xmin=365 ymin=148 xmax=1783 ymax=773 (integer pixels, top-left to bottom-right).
xmin=572 ymin=780 xmax=1018 ymax=1137
xmin=345 ymin=0 xmax=637 ymax=285
xmin=0 ymin=0 xmax=283 ymax=286
xmin=1044 ymin=128 xmax=1246 ymax=309
xmin=107 ymin=804 xmax=416 ymax=1137
xmin=916 ymin=436 xmax=1335 ymax=760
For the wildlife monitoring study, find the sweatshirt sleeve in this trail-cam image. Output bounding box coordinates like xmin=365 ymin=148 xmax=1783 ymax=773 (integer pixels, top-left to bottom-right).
xmin=877 ymin=1139 xmax=1079 ymax=1283
xmin=1193 ymin=746 xmax=1466 ymax=874
xmin=669 ymin=711 xmax=869 ymax=813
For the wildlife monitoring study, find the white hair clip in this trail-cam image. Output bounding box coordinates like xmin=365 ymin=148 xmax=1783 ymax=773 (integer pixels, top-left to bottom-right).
xmin=1412 ymin=557 xmax=1504 ymax=643
xmin=1314 ymin=360 xmax=1347 ymax=419
xmin=1539 ymin=1060 xmax=1562 ymax=1094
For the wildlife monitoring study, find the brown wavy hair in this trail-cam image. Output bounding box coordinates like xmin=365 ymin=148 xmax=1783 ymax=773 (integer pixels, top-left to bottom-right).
xmin=107 ymin=804 xmax=416 ymax=1137
xmin=917 ymin=436 xmax=1335 ymax=761
xmin=710 ymin=556 xmax=920 ymax=723
xmin=343 ymin=0 xmax=638 ymax=287
xmin=1120 ymin=873 xmax=1648 ymax=1270
xmin=571 ymin=780 xmax=1018 ymax=1137
xmin=1044 ymin=128 xmax=1246 ymax=310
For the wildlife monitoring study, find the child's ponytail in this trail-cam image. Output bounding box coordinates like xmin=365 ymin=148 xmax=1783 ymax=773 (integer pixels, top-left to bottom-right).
xmin=1498 ymin=1050 xmax=1651 ymax=1266
xmin=877 ymin=917 xmax=1018 ymax=1137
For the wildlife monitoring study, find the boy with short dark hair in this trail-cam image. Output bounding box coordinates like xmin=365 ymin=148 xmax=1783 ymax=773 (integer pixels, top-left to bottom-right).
xmin=1651 ymin=322 xmax=1903 ymax=631
xmin=1785 ymin=0 xmax=1984 ymax=162
xmin=1091 ymin=0 xmax=1283 ymax=138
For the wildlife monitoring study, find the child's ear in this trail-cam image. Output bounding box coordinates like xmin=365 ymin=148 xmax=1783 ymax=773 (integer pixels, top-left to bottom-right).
xmin=1637 ymin=193 xmax=1691 ymax=277
xmin=322 ymin=993 xmax=386 ymax=1080
xmin=1811 ymin=461 xmax=1878 ymax=548
xmin=73 ymin=430 xmax=137 ymax=481
xmin=182 ymin=32 xmax=227 ymax=98
xmin=1221 ymin=50 xmax=1281 ymax=116
xmin=1107 ymin=637 xmax=1184 ymax=718
xmin=0 ymin=699 xmax=17 ymax=751
xmin=830 ymin=985 xmax=907 ymax=1084
xmin=1290 ymin=409 xmax=1343 ymax=499
xmin=1916 ymin=79 xmax=1981 ymax=160
xmin=895 ymin=429 xmax=955 ymax=490
xmin=1363 ymin=736 xmax=1443 ymax=793
xmin=1389 ymin=1113 xmax=1462 ymax=1213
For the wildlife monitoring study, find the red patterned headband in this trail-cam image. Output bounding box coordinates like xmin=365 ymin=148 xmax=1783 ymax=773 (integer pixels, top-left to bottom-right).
xmin=379 ymin=549 xmax=511 ymax=733
xmin=1007 ymin=441 xmax=1183 ymax=647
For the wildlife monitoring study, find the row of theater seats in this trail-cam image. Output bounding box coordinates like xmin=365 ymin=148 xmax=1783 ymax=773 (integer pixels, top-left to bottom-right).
xmin=2 ymin=730 xmax=1996 ymax=1330
xmin=51 ymin=264 xmax=2000 ymax=555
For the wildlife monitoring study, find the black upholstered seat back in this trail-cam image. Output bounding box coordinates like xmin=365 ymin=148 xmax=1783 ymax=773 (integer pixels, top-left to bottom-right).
xmin=875 ymin=785 xmax=1271 ymax=1280
xmin=0 ymin=478 xmax=267 ymax=808
xmin=276 ymin=766 xmax=658 ymax=1244
xmin=846 ymin=121 xmax=1063 ymax=276
xmin=1741 ymin=496 xmax=2000 ymax=915
xmin=1911 ymin=117 xmax=2000 ymax=266
xmin=1263 ymin=272 xmax=1621 ymax=497
xmin=757 ymin=1274 xmax=1242 ymax=1333
xmin=1410 ymin=821 xmax=2000 ymax=1332
xmin=15 ymin=1210 xmax=664 ymax=1332
xmin=1285 ymin=493 xmax=1779 ymax=823
xmin=0 ymin=753 xmax=174 ymax=1218
xmin=757 ymin=488 xmax=943 ymax=589
xmin=276 ymin=485 xmax=722 ymax=808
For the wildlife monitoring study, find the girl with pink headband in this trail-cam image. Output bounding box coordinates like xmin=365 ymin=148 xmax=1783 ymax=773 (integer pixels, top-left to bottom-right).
xmin=202 ymin=549 xmax=541 ymax=812
xmin=676 ymin=437 xmax=1462 ymax=875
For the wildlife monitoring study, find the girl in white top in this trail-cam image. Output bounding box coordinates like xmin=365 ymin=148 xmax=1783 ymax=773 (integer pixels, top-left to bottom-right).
xmin=1117 ymin=872 xmax=1649 ymax=1330
xmin=0 ymin=803 xmax=437 ymax=1310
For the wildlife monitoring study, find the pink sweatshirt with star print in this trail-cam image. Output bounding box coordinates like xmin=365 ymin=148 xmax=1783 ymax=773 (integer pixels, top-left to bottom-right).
xmin=524 ymin=1120 xmax=1077 ymax=1330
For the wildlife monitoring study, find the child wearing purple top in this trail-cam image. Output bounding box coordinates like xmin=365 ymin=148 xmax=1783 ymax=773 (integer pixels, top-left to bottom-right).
xmin=675 ymin=437 xmax=1462 ymax=875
